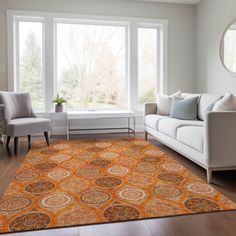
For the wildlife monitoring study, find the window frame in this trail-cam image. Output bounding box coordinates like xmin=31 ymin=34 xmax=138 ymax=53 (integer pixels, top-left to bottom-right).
xmin=7 ymin=10 xmax=168 ymax=113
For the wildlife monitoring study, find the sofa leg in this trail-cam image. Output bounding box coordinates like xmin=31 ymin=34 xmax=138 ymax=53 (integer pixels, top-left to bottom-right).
xmin=14 ymin=137 xmax=18 ymax=155
xmin=145 ymin=132 xmax=148 ymax=141
xmin=44 ymin=132 xmax=50 ymax=146
xmin=6 ymin=136 xmax=11 ymax=147
xmin=207 ymin=169 xmax=213 ymax=184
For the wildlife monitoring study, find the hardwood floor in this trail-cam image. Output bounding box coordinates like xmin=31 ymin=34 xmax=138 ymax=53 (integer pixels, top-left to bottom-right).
xmin=0 ymin=133 xmax=236 ymax=236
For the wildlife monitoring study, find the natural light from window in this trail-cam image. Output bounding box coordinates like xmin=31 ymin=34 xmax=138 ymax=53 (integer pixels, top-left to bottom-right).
xmin=138 ymin=28 xmax=158 ymax=109
xmin=18 ymin=21 xmax=44 ymax=110
xmin=10 ymin=11 xmax=167 ymax=113
xmin=56 ymin=23 xmax=127 ymax=110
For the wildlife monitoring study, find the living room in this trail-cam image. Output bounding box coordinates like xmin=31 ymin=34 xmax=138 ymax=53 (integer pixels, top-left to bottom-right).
xmin=0 ymin=0 xmax=236 ymax=235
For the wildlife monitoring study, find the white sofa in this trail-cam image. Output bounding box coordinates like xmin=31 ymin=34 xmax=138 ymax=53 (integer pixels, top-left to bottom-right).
xmin=144 ymin=93 xmax=236 ymax=183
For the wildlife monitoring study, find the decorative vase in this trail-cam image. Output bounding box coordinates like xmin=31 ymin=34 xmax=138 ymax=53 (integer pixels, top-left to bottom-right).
xmin=55 ymin=104 xmax=63 ymax=113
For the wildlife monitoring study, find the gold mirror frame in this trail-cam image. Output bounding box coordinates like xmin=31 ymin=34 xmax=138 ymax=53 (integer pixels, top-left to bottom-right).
xmin=219 ymin=19 xmax=236 ymax=76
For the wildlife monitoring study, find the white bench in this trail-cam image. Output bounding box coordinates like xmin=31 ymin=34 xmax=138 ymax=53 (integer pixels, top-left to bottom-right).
xmin=50 ymin=110 xmax=136 ymax=140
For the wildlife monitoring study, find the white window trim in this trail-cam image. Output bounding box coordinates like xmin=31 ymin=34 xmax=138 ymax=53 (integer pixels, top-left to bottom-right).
xmin=7 ymin=10 xmax=168 ymax=114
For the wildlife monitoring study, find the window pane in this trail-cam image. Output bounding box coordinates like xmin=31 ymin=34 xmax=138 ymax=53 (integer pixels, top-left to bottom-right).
xmin=57 ymin=23 xmax=126 ymax=110
xmin=19 ymin=21 xmax=44 ymax=110
xmin=138 ymin=28 xmax=158 ymax=109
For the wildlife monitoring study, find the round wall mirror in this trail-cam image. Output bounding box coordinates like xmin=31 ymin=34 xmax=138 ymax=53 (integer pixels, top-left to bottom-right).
xmin=220 ymin=20 xmax=236 ymax=74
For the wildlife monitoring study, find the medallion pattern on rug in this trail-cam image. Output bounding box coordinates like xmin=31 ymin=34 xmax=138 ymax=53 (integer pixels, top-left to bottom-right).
xmin=0 ymin=139 xmax=235 ymax=234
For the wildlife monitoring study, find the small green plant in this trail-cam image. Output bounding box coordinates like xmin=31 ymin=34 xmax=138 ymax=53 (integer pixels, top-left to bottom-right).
xmin=52 ymin=94 xmax=67 ymax=105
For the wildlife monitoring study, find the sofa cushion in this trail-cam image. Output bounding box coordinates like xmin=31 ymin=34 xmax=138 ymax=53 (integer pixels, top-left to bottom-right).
xmin=177 ymin=126 xmax=204 ymax=152
xmin=182 ymin=93 xmax=201 ymax=98
xmin=198 ymin=94 xmax=222 ymax=121
xmin=156 ymin=91 xmax=181 ymax=115
xmin=145 ymin=114 xmax=167 ymax=130
xmin=170 ymin=96 xmax=199 ymax=120
xmin=158 ymin=117 xmax=203 ymax=138
xmin=212 ymin=92 xmax=236 ymax=112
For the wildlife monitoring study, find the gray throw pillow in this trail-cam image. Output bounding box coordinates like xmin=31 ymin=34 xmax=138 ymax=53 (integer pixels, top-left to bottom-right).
xmin=170 ymin=96 xmax=199 ymax=120
xmin=206 ymin=96 xmax=223 ymax=113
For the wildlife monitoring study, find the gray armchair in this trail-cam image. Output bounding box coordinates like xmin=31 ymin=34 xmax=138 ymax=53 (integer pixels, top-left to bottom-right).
xmin=0 ymin=91 xmax=52 ymax=154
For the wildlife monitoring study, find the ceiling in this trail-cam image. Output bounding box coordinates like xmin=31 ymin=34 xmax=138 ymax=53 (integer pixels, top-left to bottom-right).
xmin=138 ymin=0 xmax=201 ymax=4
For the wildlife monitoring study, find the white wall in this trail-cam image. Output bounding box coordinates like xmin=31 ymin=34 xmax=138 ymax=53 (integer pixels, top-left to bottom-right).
xmin=0 ymin=0 xmax=196 ymax=94
xmin=196 ymin=0 xmax=236 ymax=94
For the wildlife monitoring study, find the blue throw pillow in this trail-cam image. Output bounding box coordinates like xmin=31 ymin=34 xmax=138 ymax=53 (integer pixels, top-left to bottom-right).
xmin=170 ymin=96 xmax=199 ymax=120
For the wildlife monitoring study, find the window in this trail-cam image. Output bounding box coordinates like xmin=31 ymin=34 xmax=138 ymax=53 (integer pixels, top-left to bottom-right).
xmin=56 ymin=22 xmax=127 ymax=110
xmin=16 ymin=20 xmax=44 ymax=111
xmin=8 ymin=11 xmax=167 ymax=113
xmin=138 ymin=27 xmax=159 ymax=109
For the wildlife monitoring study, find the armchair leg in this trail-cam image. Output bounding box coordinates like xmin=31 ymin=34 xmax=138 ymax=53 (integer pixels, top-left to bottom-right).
xmin=145 ymin=132 xmax=148 ymax=141
xmin=44 ymin=132 xmax=50 ymax=146
xmin=14 ymin=137 xmax=18 ymax=154
xmin=207 ymin=168 xmax=213 ymax=184
xmin=6 ymin=136 xmax=11 ymax=147
xmin=28 ymin=135 xmax=31 ymax=149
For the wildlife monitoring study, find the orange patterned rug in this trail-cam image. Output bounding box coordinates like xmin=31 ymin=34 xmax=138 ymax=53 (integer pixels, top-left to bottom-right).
xmin=0 ymin=139 xmax=236 ymax=234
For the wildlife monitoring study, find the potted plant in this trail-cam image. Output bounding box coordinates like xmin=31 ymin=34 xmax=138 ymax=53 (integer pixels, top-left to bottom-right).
xmin=52 ymin=94 xmax=67 ymax=112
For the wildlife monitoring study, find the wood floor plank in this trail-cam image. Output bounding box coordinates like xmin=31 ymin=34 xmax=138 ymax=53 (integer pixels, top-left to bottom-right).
xmin=4 ymin=227 xmax=80 ymax=236
xmin=146 ymin=211 xmax=236 ymax=236
xmin=79 ymin=224 xmax=112 ymax=236
xmin=93 ymin=221 xmax=153 ymax=236
xmin=0 ymin=134 xmax=236 ymax=236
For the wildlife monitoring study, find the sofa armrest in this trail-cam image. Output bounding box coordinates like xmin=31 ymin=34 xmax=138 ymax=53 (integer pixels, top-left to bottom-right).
xmin=205 ymin=111 xmax=236 ymax=168
xmin=144 ymin=103 xmax=157 ymax=116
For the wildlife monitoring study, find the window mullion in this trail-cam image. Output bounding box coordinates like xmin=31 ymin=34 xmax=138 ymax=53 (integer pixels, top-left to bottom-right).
xmin=156 ymin=28 xmax=161 ymax=94
xmin=44 ymin=16 xmax=54 ymax=112
xmin=14 ymin=20 xmax=20 ymax=92
xmin=129 ymin=22 xmax=138 ymax=112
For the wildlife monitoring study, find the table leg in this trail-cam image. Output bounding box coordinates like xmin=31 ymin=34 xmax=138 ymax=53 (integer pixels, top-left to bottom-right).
xmin=133 ymin=116 xmax=136 ymax=138
xmin=128 ymin=117 xmax=130 ymax=135
xmin=67 ymin=118 xmax=69 ymax=141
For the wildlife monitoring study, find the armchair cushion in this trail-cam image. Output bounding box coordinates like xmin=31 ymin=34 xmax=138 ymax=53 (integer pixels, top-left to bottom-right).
xmin=0 ymin=92 xmax=33 ymax=120
xmin=7 ymin=118 xmax=52 ymax=137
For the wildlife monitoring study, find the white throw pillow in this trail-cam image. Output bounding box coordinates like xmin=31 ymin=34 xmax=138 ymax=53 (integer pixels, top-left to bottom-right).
xmin=212 ymin=92 xmax=236 ymax=111
xmin=156 ymin=91 xmax=181 ymax=115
